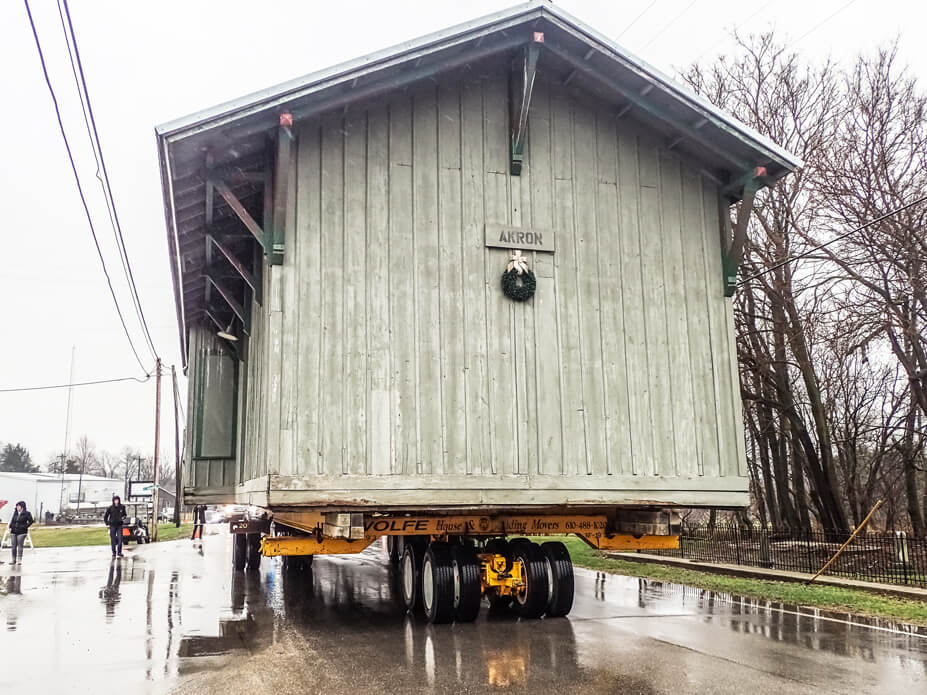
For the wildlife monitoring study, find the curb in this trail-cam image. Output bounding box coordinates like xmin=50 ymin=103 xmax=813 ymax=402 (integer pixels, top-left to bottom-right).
xmin=606 ymin=552 xmax=927 ymax=602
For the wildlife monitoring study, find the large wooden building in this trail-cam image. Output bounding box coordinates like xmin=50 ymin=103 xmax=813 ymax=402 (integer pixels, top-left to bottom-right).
xmin=157 ymin=2 xmax=799 ymax=513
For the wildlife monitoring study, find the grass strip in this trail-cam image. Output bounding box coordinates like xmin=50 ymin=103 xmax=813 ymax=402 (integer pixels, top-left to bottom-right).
xmin=547 ymin=535 xmax=927 ymax=626
xmin=10 ymin=523 xmax=195 ymax=547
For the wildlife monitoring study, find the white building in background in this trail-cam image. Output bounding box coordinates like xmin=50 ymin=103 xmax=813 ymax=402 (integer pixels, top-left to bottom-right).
xmin=0 ymin=471 xmax=124 ymax=523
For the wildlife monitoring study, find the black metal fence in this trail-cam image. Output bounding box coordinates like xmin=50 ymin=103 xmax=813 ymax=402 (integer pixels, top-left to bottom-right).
xmin=649 ymin=526 xmax=927 ymax=588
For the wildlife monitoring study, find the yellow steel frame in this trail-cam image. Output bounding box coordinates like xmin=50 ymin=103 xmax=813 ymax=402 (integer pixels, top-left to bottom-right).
xmin=259 ymin=512 xmax=678 ymax=556
xmin=261 ymin=535 xmax=375 ymax=556
xmin=577 ymin=533 xmax=679 ymax=550
xmin=480 ymin=553 xmax=525 ymax=597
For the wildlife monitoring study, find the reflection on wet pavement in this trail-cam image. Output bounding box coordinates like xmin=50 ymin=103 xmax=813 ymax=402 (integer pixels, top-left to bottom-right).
xmin=0 ymin=529 xmax=925 ymax=694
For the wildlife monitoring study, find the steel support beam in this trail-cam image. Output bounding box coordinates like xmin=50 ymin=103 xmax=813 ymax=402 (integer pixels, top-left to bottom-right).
xmin=510 ymin=33 xmax=543 ymax=175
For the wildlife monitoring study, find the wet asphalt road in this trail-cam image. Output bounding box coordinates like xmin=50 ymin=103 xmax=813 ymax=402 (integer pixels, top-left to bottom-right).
xmin=1 ymin=528 xmax=925 ymax=694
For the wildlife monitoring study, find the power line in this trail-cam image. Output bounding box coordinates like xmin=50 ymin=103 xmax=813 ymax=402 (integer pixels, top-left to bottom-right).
xmin=0 ymin=374 xmax=152 ymax=393
xmin=57 ymin=0 xmax=158 ymax=363
xmin=786 ymin=0 xmax=858 ymax=50
xmin=640 ymin=0 xmax=698 ymax=50
xmin=738 ymin=194 xmax=927 ymax=286
xmin=23 ymin=0 xmax=150 ymax=375
xmin=617 ymin=1 xmax=658 ymax=39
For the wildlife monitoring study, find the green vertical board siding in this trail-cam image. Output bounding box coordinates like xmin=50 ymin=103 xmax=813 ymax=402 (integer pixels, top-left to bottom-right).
xmin=218 ymin=72 xmax=748 ymax=506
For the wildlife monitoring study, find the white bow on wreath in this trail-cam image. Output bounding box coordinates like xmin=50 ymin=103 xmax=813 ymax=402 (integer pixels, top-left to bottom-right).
xmin=506 ymin=249 xmax=530 ymax=275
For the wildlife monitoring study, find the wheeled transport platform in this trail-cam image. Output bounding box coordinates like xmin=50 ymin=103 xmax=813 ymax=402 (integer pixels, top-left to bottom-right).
xmin=229 ymin=509 xmax=679 ymax=623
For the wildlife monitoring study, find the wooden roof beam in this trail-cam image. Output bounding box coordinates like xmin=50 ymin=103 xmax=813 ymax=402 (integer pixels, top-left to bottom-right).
xmin=203 ymin=271 xmax=250 ymax=335
xmin=207 ymin=233 xmax=256 ymax=292
xmin=209 ymin=177 xmax=265 ymax=248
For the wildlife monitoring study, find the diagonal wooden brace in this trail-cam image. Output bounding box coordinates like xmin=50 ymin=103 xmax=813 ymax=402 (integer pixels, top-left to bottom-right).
xmin=203 ymin=272 xmax=250 ymax=336
xmin=510 ymin=34 xmax=543 ymax=176
xmin=721 ymin=167 xmax=766 ymax=296
xmin=209 ymin=177 xmax=265 ymax=249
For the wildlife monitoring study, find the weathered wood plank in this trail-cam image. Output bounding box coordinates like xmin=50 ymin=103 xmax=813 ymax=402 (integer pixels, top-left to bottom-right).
xmin=278 ymin=123 xmax=299 ymax=477
xmin=265 ymin=266 xmax=283 ymax=475
xmin=701 ymin=177 xmax=737 ymax=478
xmin=573 ymin=102 xmax=606 ymax=476
xmin=527 ymin=79 xmax=563 ymax=477
xmin=617 ymin=130 xmax=652 ymax=476
xmin=366 ymin=105 xmax=392 ymax=475
xmin=320 ymin=114 xmax=345 ymax=476
xmin=295 ymin=122 xmax=323 ymax=476
xmin=638 ymin=141 xmax=675 ymax=477
xmin=344 ymin=112 xmax=368 ymax=475
xmin=596 ymin=109 xmax=630 ymax=476
xmin=438 ymin=83 xmax=467 ymax=476
xmin=460 ymin=79 xmax=489 ymax=476
xmin=413 ymin=88 xmax=443 ymax=476
xmin=681 ymin=167 xmax=719 ymax=477
xmin=266 ymin=487 xmax=751 ymax=509
xmin=485 ymin=170 xmax=515 ymax=476
xmin=388 ymin=96 xmax=417 ymax=475
xmin=514 ymin=127 xmax=537 ymax=476
xmin=660 ymin=155 xmax=697 ymax=477
xmin=271 ymin=473 xmax=751 ymax=492
xmin=552 ymin=90 xmax=585 ymax=477
xmin=483 ymin=67 xmax=515 ymax=477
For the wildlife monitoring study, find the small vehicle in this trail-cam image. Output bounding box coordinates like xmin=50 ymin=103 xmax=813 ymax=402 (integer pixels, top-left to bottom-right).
xmin=120 ymin=517 xmax=150 ymax=544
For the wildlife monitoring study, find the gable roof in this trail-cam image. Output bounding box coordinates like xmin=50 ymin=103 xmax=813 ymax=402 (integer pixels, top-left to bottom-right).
xmin=157 ymin=1 xmax=801 ymax=366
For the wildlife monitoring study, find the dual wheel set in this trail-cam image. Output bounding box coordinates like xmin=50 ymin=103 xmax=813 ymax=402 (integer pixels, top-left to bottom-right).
xmin=390 ymin=537 xmax=575 ymax=624
xmin=232 ymin=531 xmax=263 ymax=571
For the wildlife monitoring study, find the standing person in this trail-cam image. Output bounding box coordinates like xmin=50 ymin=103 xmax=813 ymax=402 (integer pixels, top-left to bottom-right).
xmin=103 ymin=495 xmax=127 ymax=558
xmin=191 ymin=505 xmax=206 ymax=541
xmin=9 ymin=501 xmax=34 ymax=565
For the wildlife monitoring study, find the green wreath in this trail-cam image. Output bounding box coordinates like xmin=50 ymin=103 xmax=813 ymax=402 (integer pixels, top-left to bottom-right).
xmin=501 ymin=267 xmax=536 ymax=302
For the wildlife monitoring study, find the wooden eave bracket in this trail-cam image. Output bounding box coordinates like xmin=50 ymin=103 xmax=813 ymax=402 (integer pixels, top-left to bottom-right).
xmin=208 ymin=176 xmax=266 ymax=249
xmin=721 ymin=166 xmax=766 ymax=296
xmin=203 ymin=271 xmax=250 ymax=336
xmin=207 ymin=233 xmax=256 ymax=292
xmin=510 ymin=35 xmax=543 ymax=176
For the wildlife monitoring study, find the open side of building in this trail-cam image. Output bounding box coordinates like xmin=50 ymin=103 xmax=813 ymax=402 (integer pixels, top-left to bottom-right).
xmin=157 ymin=1 xmax=800 ymax=513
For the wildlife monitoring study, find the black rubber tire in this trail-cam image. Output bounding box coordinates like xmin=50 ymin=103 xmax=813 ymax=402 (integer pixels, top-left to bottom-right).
xmin=284 ymin=554 xmax=314 ymax=571
xmin=386 ymin=535 xmax=400 ymax=565
xmin=451 ymin=544 xmax=482 ymax=623
xmin=233 ymin=532 xmax=247 ymax=571
xmin=246 ymin=533 xmax=262 ymax=571
xmin=422 ymin=542 xmax=456 ymax=624
xmin=511 ymin=542 xmax=549 ymax=619
xmin=541 ymin=541 xmax=574 ymax=617
xmin=400 ymin=539 xmax=426 ymax=613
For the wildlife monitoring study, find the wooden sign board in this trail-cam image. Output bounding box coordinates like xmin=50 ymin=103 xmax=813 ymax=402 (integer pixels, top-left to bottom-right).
xmin=485 ymin=224 xmax=555 ymax=252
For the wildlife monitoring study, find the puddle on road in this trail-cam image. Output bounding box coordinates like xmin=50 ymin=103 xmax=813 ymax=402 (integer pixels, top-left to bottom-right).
xmin=1 ymin=536 xmax=925 ymax=692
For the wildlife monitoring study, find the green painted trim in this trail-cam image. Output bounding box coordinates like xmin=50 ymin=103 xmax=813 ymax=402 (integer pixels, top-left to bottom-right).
xmin=192 ymin=341 xmax=239 ymax=461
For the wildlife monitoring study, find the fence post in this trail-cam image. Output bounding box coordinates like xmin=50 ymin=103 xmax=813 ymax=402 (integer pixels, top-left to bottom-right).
xmin=760 ymin=529 xmax=772 ymax=568
xmin=805 ymin=531 xmax=815 ymax=575
xmin=895 ymin=531 xmax=909 ymax=585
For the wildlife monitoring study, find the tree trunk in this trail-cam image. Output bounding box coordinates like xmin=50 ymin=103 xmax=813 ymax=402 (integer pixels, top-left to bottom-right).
xmin=902 ymin=401 xmax=925 ymax=537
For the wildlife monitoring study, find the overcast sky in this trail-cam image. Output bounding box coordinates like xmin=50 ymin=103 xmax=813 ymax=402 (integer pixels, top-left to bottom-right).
xmin=0 ymin=0 xmax=922 ymax=468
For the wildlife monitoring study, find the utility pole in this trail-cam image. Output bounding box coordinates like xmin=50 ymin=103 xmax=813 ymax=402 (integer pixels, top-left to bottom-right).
xmin=151 ymin=358 xmax=162 ymax=541
xmin=172 ymin=364 xmax=182 ymax=527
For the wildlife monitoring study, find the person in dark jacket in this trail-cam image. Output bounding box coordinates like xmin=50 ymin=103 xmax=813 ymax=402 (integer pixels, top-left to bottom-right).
xmin=103 ymin=495 xmax=127 ymax=558
xmin=9 ymin=501 xmax=34 ymax=565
